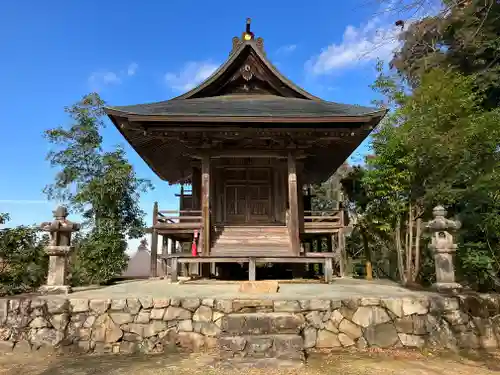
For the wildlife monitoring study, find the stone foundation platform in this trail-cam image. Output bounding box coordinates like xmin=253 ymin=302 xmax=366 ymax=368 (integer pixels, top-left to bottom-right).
xmin=1 ymin=291 xmax=500 ymax=359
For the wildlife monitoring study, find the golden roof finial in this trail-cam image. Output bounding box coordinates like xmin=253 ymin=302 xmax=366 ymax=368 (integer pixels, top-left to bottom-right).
xmin=243 ymin=17 xmax=254 ymax=41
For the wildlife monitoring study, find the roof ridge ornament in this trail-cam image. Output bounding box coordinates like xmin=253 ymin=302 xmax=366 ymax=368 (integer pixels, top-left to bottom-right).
xmin=231 ymin=18 xmax=265 ymax=55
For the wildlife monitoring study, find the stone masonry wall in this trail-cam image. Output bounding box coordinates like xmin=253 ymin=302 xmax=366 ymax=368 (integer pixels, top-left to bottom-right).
xmin=1 ymin=294 xmax=500 ymax=355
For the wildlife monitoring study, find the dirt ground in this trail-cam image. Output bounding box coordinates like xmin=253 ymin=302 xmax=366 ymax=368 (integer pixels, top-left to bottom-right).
xmin=0 ymin=349 xmax=499 ymax=375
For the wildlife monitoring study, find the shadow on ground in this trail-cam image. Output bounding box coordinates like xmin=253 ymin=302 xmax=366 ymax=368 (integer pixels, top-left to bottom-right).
xmin=1 ymin=349 xmax=500 ymax=375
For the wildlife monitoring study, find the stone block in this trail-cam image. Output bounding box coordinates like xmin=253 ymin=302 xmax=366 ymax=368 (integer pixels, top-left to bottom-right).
xmin=273 ymin=300 xmax=301 ymax=313
xmin=299 ymin=299 xmax=331 ymax=311
xmin=339 ymin=333 xmax=355 ymax=347
xmin=305 ymin=311 xmax=324 ymax=328
xmin=109 ymin=313 xmax=134 ymax=325
xmin=139 ymin=297 xmax=153 ymax=309
xmin=316 ymin=329 xmax=341 ymax=348
xmin=398 ymin=333 xmax=425 ymax=348
xmin=221 ymin=313 xmax=304 ymax=335
xmin=352 ymin=306 xmax=391 ymax=328
xmin=402 ymin=298 xmax=429 ymax=316
xmin=150 ymin=309 xmax=165 ymax=320
xmin=238 ymin=280 xmax=279 ymax=294
xmin=233 ymin=299 xmax=273 ymax=313
xmin=303 ymin=327 xmax=317 ymax=349
xmin=135 ymin=311 xmax=150 ymax=324
xmin=338 ymin=319 xmax=362 ymax=339
xmin=0 ymin=299 xmax=8 ymax=324
xmin=70 ymin=299 xmax=89 ymax=313
xmin=169 ymin=298 xmax=181 ymax=307
xmin=29 ymin=317 xmax=49 ymax=328
xmin=178 ymin=320 xmax=193 ymax=332
xmin=193 ymin=305 xmax=213 ymax=322
xmin=202 ymin=298 xmax=214 ymax=307
xmin=164 ymin=306 xmax=191 ymax=321
xmin=92 ymin=314 xmax=123 ymax=343
xmin=153 ymin=299 xmax=170 ymax=309
xmin=219 ymin=336 xmax=247 ymax=352
xmin=126 ymin=299 xmax=141 ymax=314
xmin=364 ymin=322 xmax=400 ymax=348
xmin=215 ymin=300 xmax=233 ymax=314
xmin=245 ymin=335 xmax=273 ymax=354
xmin=143 ymin=320 xmax=167 ymax=337
xmin=89 ymin=299 xmax=110 ymax=314
xmin=110 ymin=299 xmax=126 ymax=311
xmin=181 ymin=298 xmax=201 ymax=311
xmin=381 ymin=298 xmax=404 ymax=318
xmin=46 ymin=299 xmax=69 ymax=314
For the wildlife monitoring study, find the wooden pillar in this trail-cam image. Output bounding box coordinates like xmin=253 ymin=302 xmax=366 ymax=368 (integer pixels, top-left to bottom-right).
xmin=287 ymin=153 xmax=300 ymax=255
xmin=249 ymin=258 xmax=256 ymax=281
xmin=297 ymin=165 xmax=305 ymax=238
xmin=171 ymin=257 xmax=178 ymax=282
xmin=337 ymin=230 xmax=347 ymax=277
xmin=201 ymin=155 xmax=210 ymax=256
xmin=324 ymin=257 xmax=333 ymax=283
xmin=150 ymin=202 xmax=159 ymax=278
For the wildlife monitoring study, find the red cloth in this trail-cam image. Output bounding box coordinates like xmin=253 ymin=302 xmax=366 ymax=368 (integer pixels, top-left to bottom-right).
xmin=191 ymin=230 xmax=199 ymax=256
xmin=191 ymin=241 xmax=197 ymax=257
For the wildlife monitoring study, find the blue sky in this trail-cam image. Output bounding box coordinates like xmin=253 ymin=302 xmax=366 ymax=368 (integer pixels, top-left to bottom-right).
xmin=0 ymin=0 xmax=405 ymax=248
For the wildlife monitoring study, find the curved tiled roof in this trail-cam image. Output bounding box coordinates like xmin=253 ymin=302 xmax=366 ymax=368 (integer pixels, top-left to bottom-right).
xmin=108 ymin=95 xmax=384 ymax=118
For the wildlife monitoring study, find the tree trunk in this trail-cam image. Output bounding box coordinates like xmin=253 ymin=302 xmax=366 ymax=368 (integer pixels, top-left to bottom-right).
xmin=406 ymin=203 xmax=414 ymax=283
xmin=395 ymin=216 xmax=407 ymax=284
xmin=414 ymin=217 xmax=422 ymax=281
xmin=361 ymin=228 xmax=372 ymax=280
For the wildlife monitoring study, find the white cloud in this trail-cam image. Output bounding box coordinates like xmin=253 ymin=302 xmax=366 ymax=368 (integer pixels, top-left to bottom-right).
xmin=127 ymin=62 xmax=138 ymax=76
xmin=88 ymin=62 xmax=138 ymax=91
xmin=164 ymin=61 xmax=218 ymax=92
xmin=276 ymin=44 xmax=297 ymax=55
xmin=306 ymin=15 xmax=402 ymax=75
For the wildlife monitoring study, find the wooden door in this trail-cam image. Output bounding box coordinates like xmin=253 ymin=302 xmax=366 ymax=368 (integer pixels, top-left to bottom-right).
xmin=247 ymin=185 xmax=272 ymax=223
xmin=223 ymin=167 xmax=273 ymax=224
xmin=225 ymin=185 xmax=247 ymax=223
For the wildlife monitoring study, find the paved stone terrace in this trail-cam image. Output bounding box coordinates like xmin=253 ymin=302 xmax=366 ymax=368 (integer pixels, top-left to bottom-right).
xmin=65 ymin=278 xmax=429 ymax=300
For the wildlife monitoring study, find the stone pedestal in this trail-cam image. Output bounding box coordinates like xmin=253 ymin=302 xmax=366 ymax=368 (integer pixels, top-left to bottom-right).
xmin=426 ymin=205 xmax=462 ymax=292
xmin=39 ymin=206 xmax=80 ymax=295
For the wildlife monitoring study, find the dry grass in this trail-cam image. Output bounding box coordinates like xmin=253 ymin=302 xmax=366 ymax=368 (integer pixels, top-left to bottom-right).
xmin=0 ymin=349 xmax=499 ymax=375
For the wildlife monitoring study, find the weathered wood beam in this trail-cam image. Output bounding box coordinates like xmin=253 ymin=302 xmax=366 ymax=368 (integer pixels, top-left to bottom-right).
xmin=150 ymin=202 xmax=159 ymax=278
xmin=201 ymin=155 xmax=210 ymax=256
xmin=288 ymin=153 xmax=300 ymax=255
xmin=189 ymin=150 xmax=307 ymax=159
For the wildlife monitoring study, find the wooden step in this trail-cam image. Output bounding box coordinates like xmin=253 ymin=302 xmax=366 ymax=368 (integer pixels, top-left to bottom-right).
xmin=218 ymin=226 xmax=288 ymax=233
xmin=215 ymin=239 xmax=289 ymax=245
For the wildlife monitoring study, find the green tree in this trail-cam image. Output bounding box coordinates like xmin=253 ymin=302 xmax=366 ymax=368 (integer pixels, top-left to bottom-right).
xmin=392 ymin=0 xmax=500 ymax=108
xmin=362 ymin=66 xmax=500 ymax=290
xmin=0 ymin=216 xmax=48 ymax=295
xmin=44 ymin=93 xmax=152 ymax=284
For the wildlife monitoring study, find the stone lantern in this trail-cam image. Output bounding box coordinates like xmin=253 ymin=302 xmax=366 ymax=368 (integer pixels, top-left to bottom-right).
xmin=39 ymin=206 xmax=80 ymax=295
xmin=426 ymin=205 xmax=462 ymax=292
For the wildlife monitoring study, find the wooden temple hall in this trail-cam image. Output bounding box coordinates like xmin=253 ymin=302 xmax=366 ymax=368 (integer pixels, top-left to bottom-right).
xmin=105 ymin=19 xmax=386 ymax=282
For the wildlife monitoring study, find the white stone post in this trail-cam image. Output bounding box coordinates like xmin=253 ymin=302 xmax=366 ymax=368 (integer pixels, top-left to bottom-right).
xmin=39 ymin=206 xmax=80 ymax=295
xmin=425 ymin=205 xmax=462 ymax=292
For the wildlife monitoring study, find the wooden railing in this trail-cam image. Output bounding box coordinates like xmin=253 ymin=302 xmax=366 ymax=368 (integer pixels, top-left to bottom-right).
xmin=303 ymin=210 xmax=344 ymax=232
xmin=152 ymin=205 xmax=203 ymax=233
